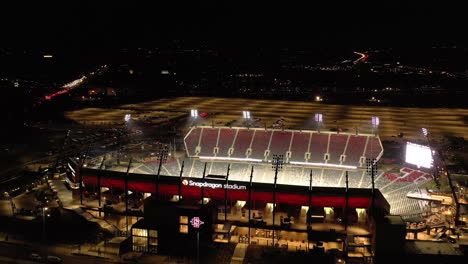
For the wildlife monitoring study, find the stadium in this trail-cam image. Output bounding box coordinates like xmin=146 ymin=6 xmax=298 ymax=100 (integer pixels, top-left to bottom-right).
xmin=76 ymin=125 xmax=432 ymax=217
xmin=63 ymin=99 xmax=442 ymax=261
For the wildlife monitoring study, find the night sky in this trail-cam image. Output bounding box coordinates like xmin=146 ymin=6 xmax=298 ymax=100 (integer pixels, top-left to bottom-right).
xmin=1 ymin=2 xmax=466 ymax=47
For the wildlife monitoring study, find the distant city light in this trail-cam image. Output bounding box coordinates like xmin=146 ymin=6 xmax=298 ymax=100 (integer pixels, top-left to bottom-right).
xmin=63 ymin=76 xmax=87 ymax=89
xmin=161 ymin=70 xmax=169 ymax=75
xmin=242 ymin=111 xmax=251 ymax=119
xmin=43 ymin=55 xmax=53 ymax=58
xmin=190 ymin=109 xmax=198 ymax=117
xmin=314 ymin=113 xmax=323 ymax=122
xmin=124 ymin=114 xmax=132 ymax=122
xmin=371 ymin=117 xmax=380 ymax=126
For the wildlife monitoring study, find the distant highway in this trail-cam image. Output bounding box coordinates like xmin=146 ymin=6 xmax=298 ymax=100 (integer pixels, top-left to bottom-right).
xmin=353 ymin=51 xmax=369 ymax=63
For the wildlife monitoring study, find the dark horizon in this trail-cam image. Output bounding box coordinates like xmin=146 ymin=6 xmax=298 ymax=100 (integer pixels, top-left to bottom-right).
xmin=1 ymin=2 xmax=467 ymax=46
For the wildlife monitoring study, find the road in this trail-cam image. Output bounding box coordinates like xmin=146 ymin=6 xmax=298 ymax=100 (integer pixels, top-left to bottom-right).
xmin=353 ymin=51 xmax=369 ymax=63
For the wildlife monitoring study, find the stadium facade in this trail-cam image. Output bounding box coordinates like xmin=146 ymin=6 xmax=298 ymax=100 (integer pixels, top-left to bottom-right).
xmin=67 ymin=126 xmax=409 ymax=262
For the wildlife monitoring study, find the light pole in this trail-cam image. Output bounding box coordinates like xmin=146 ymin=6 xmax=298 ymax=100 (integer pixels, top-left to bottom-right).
xmin=178 ymin=161 xmax=185 ymax=201
xmin=53 ymin=130 xmax=70 ymax=176
xmin=422 ymin=128 xmax=439 ymax=188
xmin=367 ymin=158 xmax=377 ymax=215
xmin=78 ymin=144 xmax=92 ymax=205
xmin=42 ymin=207 xmax=48 ymax=259
xmin=125 ymin=159 xmax=132 ymax=234
xmin=271 ymin=154 xmax=283 ymax=247
xmin=225 ymin=164 xmax=231 ymax=222
xmin=98 ymin=156 xmax=106 ymax=217
xmin=155 ymin=145 xmax=168 ymax=200
xmin=307 ymin=169 xmax=313 ymax=226
xmin=422 ymin=128 xmax=460 ymax=226
xmin=344 ymin=171 xmax=349 ymax=231
xmin=248 ymin=166 xmax=254 ymax=244
xmin=190 ymin=217 xmax=204 ymax=264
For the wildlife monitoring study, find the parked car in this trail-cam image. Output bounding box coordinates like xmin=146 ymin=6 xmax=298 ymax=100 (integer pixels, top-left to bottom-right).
xmin=46 ymin=256 xmax=63 ymax=264
xmin=30 ymin=253 xmax=42 ymax=261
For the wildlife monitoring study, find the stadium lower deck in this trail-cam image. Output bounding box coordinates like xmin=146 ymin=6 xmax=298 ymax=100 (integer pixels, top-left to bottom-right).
xmin=88 ymin=155 xmax=433 ymax=218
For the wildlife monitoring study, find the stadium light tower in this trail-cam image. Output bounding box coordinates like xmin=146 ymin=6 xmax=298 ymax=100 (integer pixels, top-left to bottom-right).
xmin=243 ymin=111 xmax=252 ymax=128
xmin=371 ymin=116 xmax=380 ymax=135
xmin=315 ymin=113 xmax=323 ymax=132
xmin=190 ymin=109 xmax=199 ymax=127
xmin=366 ymin=158 xmax=377 ymax=212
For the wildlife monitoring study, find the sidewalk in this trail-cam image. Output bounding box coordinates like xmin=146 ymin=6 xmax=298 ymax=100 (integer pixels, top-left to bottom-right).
xmin=230 ymin=243 xmax=248 ymax=264
xmin=0 ymin=255 xmax=38 ymax=264
xmin=0 ymin=232 xmax=122 ymax=263
xmin=49 ymin=179 xmax=73 ymax=207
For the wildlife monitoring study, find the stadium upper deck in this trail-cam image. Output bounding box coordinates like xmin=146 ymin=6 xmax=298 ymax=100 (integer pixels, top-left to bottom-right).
xmin=184 ymin=126 xmax=383 ymax=169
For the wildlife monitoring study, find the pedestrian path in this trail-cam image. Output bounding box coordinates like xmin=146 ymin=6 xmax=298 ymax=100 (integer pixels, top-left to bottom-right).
xmin=49 ymin=179 xmax=73 ymax=207
xmin=230 ymin=243 xmax=248 ymax=264
xmin=66 ymin=207 xmax=120 ymax=235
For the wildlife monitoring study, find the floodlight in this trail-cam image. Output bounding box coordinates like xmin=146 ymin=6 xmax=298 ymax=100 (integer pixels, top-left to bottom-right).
xmin=422 ymin=128 xmax=428 ymax=137
xmin=314 ymin=113 xmax=323 ymax=122
xmin=190 ymin=109 xmax=198 ymax=117
xmin=243 ymin=111 xmax=251 ymax=119
xmin=371 ymin=116 xmax=380 ymax=126
xmin=124 ymin=114 xmax=132 ymax=122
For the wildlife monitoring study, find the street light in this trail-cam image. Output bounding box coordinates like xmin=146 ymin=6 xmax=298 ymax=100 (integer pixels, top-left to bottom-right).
xmin=42 ymin=207 xmax=48 ymax=259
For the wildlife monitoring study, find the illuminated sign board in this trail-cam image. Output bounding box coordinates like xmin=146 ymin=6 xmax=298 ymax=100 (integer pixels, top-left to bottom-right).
xmin=190 ymin=217 xmax=204 ymax=228
xmin=182 ymin=179 xmax=247 ymax=190
xmin=405 ymin=142 xmax=433 ymax=169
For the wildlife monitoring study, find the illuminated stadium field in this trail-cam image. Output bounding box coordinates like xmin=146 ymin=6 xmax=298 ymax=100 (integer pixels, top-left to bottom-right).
xmin=66 ymin=97 xmax=468 ymax=140
xmin=120 ymin=97 xmax=468 ymax=140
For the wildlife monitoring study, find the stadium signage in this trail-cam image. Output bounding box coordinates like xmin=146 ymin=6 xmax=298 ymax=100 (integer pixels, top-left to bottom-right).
xmin=182 ymin=179 xmax=247 ymax=190
xmin=190 ymin=217 xmax=204 ymax=228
